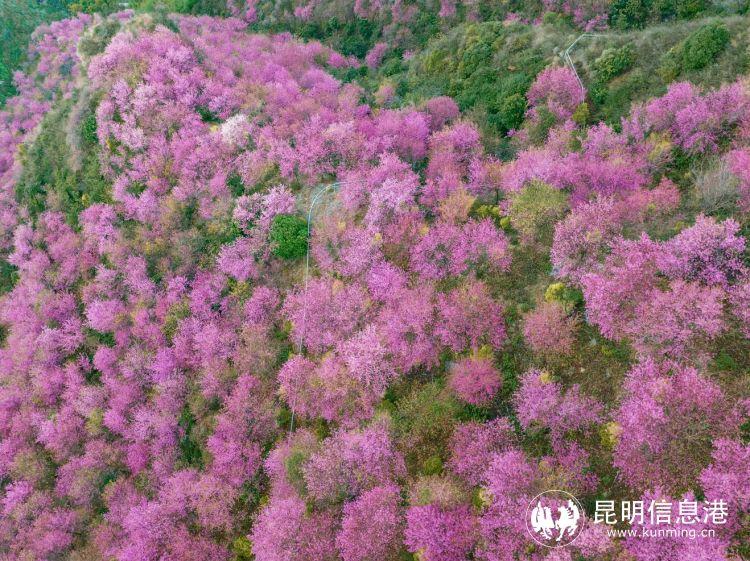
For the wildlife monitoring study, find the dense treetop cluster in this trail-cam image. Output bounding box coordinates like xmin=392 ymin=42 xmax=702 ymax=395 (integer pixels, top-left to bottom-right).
xmin=0 ymin=4 xmax=749 ymax=561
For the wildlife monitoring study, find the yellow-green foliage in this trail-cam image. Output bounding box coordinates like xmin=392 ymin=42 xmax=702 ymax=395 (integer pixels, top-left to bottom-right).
xmin=544 ymin=282 xmax=567 ymax=303
xmin=420 ymin=455 xmax=444 ymax=476
xmin=69 ymin=0 xmax=118 ymax=14
xmin=231 ymin=537 xmax=253 ymax=561
xmin=508 ymin=181 xmax=569 ymax=245
xmin=163 ymin=300 xmax=191 ymax=342
xmin=593 ymin=45 xmax=635 ymax=80
xmin=393 ymin=382 xmax=460 ymax=471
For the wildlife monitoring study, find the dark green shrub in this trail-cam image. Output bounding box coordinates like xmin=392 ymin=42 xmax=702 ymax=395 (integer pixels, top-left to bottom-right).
xmin=133 ymin=0 xmax=228 ymax=16
xmin=78 ymin=19 xmax=120 ymax=57
xmin=335 ymin=18 xmax=378 ymax=58
xmin=16 ymin=98 xmax=110 ymax=224
xmin=649 ymin=0 xmax=708 ymax=19
xmin=196 ymin=105 xmax=220 ymax=123
xmin=527 ymin=106 xmax=558 ymax=145
xmin=681 ymin=23 xmax=730 ymax=70
xmin=394 ymin=382 xmax=460 ymax=471
xmin=610 ymin=0 xmax=709 ymax=28
xmin=594 ymin=69 xmax=649 ymax=124
xmin=176 ymin=406 xmax=204 ymax=469
xmin=227 ymin=173 xmax=246 ymax=197
xmin=269 ymin=214 xmax=308 ymax=259
xmin=195 ymin=216 xmax=241 ymax=265
xmin=421 ymin=455 xmax=444 ymax=475
xmin=410 ymin=10 xmax=440 ymax=48
xmin=0 ymin=260 xmax=18 ymax=296
xmin=498 ymin=92 xmax=527 ymax=132
xmin=379 ymin=56 xmax=404 ymax=76
xmin=658 ymin=48 xmax=683 ymax=81
xmin=284 ymin=448 xmax=310 ymax=497
xmin=81 ymin=112 xmax=98 ymax=145
xmin=572 ymin=102 xmax=590 ymax=125
xmin=458 ymin=40 xmax=494 ymax=78
xmin=674 ymin=0 xmax=709 ymax=18
xmin=593 ymin=45 xmax=635 ymax=81
xmin=609 ymin=0 xmax=652 ymax=29
xmin=589 ymin=81 xmax=608 ymax=105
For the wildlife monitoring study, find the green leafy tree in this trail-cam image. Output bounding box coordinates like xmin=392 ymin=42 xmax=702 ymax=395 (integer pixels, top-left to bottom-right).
xmin=593 ymin=45 xmax=635 ymax=81
xmin=681 ymin=22 xmax=730 ymax=70
xmin=0 ymin=0 xmax=68 ymax=104
xmin=269 ymin=214 xmax=308 ymax=259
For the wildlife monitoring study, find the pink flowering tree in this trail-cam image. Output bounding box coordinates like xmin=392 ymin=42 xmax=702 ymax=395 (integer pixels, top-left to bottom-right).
xmin=613 ymin=360 xmax=744 ymax=494
xmin=526 ymin=67 xmax=585 ymax=124
xmin=523 ymin=301 xmax=578 ymax=356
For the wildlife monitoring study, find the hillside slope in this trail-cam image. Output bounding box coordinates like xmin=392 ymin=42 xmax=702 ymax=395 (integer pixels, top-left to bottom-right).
xmin=0 ymin=6 xmax=749 ymax=561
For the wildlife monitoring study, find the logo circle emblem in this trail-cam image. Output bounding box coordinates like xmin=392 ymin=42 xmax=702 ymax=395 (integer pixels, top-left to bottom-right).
xmin=525 ymin=490 xmax=585 ymax=548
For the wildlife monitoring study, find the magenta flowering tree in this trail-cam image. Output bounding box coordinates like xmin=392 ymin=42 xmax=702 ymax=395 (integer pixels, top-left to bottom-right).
xmin=376 ymin=285 xmax=440 ymax=373
xmin=254 ymin=421 xmax=406 ymax=560
xmin=448 ymin=356 xmax=502 ymax=406
xmin=622 ymin=489 xmax=734 ymax=561
xmin=657 ymin=215 xmax=746 ymax=287
xmin=513 ymin=369 xmax=602 ymax=444
xmin=336 ymin=484 xmax=403 ymax=561
xmin=550 ymin=197 xmax=623 ymax=283
xmin=522 ymin=301 xmax=578 ymax=356
xmin=365 ymin=42 xmax=389 ymax=69
xmin=307 ymin=425 xmax=405 ymax=500
xmin=728 ymin=147 xmax=750 ymax=210
xmin=613 ymin=360 xmax=744 ymax=494
xmin=576 ymin=212 xmax=747 ymax=360
xmin=404 ymin=503 xmax=478 ymax=561
xmin=729 ymin=280 xmax=750 ymax=338
xmin=311 ymin=219 xmax=383 ymax=278
xmin=1 ymin=6 xmax=750 ymax=561
xmin=643 ymin=82 xmax=750 ymax=154
xmin=422 ymin=96 xmax=460 ymax=131
xmin=281 ymin=352 xmax=390 ymax=427
xmin=628 ymin=279 xmax=725 ymax=358
xmin=206 ymin=373 xmax=275 ymax=487
xmin=283 ymin=278 xmax=370 ymax=354
xmin=476 ymin=443 xmax=602 ymax=561
xmin=581 ymin=234 xmax=662 ymax=341
xmin=251 ymin=495 xmax=339 ymax=561
xmin=700 ymin=438 xmax=750 ymax=538
xmin=476 ymin=450 xmax=541 ymax=561
xmin=448 ymin=419 xmax=516 ymax=486
xmin=423 ymin=121 xmax=488 ymax=204
xmin=526 ymin=67 xmax=585 ymax=124
xmin=410 ymin=219 xmax=510 ymax=279
xmin=436 ymin=280 xmax=506 ymax=352
xmin=502 ymin=128 xmax=651 ymax=204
